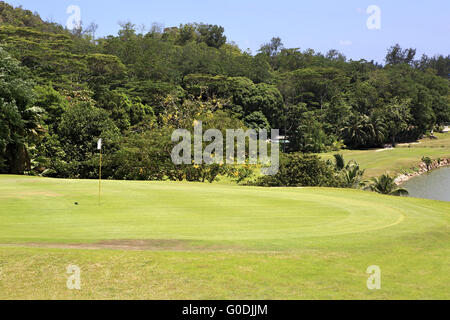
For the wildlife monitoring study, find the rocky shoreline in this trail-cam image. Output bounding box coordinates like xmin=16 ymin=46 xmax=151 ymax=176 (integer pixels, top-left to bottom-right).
xmin=395 ymin=158 xmax=450 ymax=185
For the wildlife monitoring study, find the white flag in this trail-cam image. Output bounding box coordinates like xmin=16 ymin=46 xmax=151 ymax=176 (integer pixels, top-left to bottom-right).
xmin=97 ymin=138 xmax=102 ymax=150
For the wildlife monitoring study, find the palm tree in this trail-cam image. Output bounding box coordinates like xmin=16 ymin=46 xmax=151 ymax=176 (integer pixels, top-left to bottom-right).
xmin=333 ymin=154 xmax=366 ymax=189
xmin=342 ymin=162 xmax=366 ymax=189
xmin=333 ymin=153 xmax=345 ymax=171
xmin=367 ymin=174 xmax=409 ymax=196
xmin=368 ymin=113 xmax=387 ymax=146
xmin=340 ymin=114 xmax=374 ymax=148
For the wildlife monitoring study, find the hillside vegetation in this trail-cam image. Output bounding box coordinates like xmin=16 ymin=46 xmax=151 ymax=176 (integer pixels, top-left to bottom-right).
xmin=0 ymin=1 xmax=449 ymax=184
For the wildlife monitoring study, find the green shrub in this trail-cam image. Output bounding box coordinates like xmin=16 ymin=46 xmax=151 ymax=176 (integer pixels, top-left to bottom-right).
xmin=254 ymin=153 xmax=338 ymax=187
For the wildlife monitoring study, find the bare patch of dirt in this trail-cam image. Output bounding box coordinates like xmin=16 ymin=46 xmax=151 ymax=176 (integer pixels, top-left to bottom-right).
xmin=0 ymin=239 xmax=242 ymax=252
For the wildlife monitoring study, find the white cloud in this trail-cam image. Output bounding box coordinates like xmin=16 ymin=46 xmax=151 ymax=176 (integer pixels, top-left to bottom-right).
xmin=339 ymin=40 xmax=353 ymax=46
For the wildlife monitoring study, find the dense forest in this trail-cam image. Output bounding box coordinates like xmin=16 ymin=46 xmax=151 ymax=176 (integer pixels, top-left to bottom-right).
xmin=1 ymin=2 xmax=449 ymax=184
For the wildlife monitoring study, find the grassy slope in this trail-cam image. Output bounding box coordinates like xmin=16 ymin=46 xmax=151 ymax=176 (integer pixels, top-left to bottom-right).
xmin=321 ymin=132 xmax=450 ymax=177
xmin=0 ymin=175 xmax=449 ymax=299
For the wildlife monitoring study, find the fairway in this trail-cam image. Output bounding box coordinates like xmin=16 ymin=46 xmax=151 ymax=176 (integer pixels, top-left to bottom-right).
xmin=0 ymin=175 xmax=449 ymax=299
xmin=321 ymin=133 xmax=450 ymax=178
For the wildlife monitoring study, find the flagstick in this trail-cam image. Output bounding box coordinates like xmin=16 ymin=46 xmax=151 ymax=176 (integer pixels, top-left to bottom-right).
xmin=99 ymin=147 xmax=102 ymax=206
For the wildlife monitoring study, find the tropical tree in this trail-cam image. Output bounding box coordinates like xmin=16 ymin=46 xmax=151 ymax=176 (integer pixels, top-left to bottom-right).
xmin=255 ymin=153 xmax=337 ymax=187
xmin=58 ymin=101 xmax=121 ymax=164
xmin=333 ymin=154 xmax=345 ymax=171
xmin=279 ymin=67 xmax=348 ymax=110
xmin=340 ymin=114 xmax=374 ymax=148
xmin=196 ymin=24 xmax=227 ymax=49
xmin=259 ymin=37 xmax=284 ymax=57
xmin=333 ymin=154 xmax=366 ymax=188
xmin=385 ymin=44 xmax=416 ymax=66
xmin=243 ymin=111 xmax=270 ymax=130
xmin=367 ymin=174 xmax=409 ymax=196
xmin=0 ymin=47 xmax=43 ymax=173
xmin=341 ymin=162 xmax=366 ymax=189
xmin=382 ymin=98 xmax=412 ymax=147
xmin=422 ymin=156 xmax=433 ymax=171
xmin=368 ymin=111 xmax=387 ymax=146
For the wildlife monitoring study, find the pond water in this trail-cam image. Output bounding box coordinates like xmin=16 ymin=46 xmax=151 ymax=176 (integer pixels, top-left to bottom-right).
xmin=403 ymin=166 xmax=450 ymax=202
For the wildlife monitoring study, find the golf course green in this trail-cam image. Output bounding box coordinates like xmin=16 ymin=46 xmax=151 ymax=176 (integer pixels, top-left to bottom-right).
xmin=0 ymin=175 xmax=449 ymax=299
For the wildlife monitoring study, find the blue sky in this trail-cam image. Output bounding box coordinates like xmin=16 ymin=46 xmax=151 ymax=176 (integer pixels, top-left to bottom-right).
xmin=5 ymin=0 xmax=450 ymax=63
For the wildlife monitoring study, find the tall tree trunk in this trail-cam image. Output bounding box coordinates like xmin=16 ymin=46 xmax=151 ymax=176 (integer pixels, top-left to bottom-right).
xmin=8 ymin=144 xmax=30 ymax=174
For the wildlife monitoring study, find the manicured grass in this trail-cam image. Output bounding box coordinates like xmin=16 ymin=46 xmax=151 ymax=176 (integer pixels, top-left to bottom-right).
xmin=0 ymin=175 xmax=449 ymax=299
xmin=321 ymin=133 xmax=450 ymax=177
